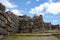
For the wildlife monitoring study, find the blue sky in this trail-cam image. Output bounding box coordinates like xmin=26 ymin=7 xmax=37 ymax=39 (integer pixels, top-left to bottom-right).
xmin=0 ymin=0 xmax=60 ymax=25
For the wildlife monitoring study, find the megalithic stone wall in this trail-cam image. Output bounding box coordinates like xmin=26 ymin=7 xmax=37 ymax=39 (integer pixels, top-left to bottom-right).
xmin=0 ymin=10 xmax=19 ymax=39
xmin=0 ymin=3 xmax=19 ymax=40
xmin=0 ymin=10 xmax=19 ymax=35
xmin=5 ymin=11 xmax=19 ymax=35
xmin=0 ymin=11 xmax=7 ymax=35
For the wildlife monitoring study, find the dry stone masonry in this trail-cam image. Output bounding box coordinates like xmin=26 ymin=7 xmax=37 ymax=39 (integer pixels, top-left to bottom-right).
xmin=0 ymin=3 xmax=60 ymax=40
xmin=0 ymin=3 xmax=19 ymax=40
xmin=0 ymin=3 xmax=19 ymax=35
xmin=5 ymin=11 xmax=19 ymax=35
xmin=18 ymin=15 xmax=60 ymax=33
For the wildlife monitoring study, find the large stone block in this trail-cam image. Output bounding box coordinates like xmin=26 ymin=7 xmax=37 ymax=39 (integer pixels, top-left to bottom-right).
xmin=9 ymin=23 xmax=15 ymax=28
xmin=6 ymin=21 xmax=15 ymax=27
xmin=0 ymin=35 xmax=5 ymax=40
xmin=7 ymin=26 xmax=14 ymax=32
xmin=7 ymin=16 xmax=12 ymax=23
xmin=1 ymin=21 xmax=5 ymax=27
xmin=0 ymin=27 xmax=7 ymax=35
xmin=0 ymin=20 xmax=5 ymax=28
xmin=7 ymin=32 xmax=10 ymax=35
xmin=0 ymin=14 xmax=6 ymax=21
xmin=0 ymin=10 xmax=2 ymax=13
xmin=7 ymin=31 xmax=15 ymax=35
xmin=0 ymin=12 xmax=7 ymax=20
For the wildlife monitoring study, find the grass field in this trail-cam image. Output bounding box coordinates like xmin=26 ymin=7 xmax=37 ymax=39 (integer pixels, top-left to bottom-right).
xmin=5 ymin=35 xmax=60 ymax=40
xmin=4 ymin=30 xmax=60 ymax=40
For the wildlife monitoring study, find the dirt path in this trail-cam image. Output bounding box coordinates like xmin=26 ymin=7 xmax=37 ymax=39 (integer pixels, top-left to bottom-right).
xmin=18 ymin=36 xmax=60 ymax=40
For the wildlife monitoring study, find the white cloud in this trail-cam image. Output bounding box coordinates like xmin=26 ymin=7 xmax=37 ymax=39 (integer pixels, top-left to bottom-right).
xmin=0 ymin=0 xmax=18 ymax=8
xmin=27 ymin=1 xmax=31 ymax=4
xmin=29 ymin=0 xmax=60 ymax=15
xmin=11 ymin=9 xmax=24 ymax=16
xmin=5 ymin=9 xmax=9 ymax=11
xmin=29 ymin=3 xmax=49 ymax=15
xmin=36 ymin=0 xmax=39 ymax=2
xmin=49 ymin=0 xmax=53 ymax=3
xmin=52 ymin=19 xmax=58 ymax=25
xmin=37 ymin=13 xmax=44 ymax=16
xmin=46 ymin=2 xmax=60 ymax=14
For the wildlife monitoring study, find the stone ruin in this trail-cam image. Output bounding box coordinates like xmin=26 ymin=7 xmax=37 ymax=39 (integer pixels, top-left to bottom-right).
xmin=0 ymin=3 xmax=19 ymax=40
xmin=18 ymin=15 xmax=60 ymax=33
xmin=0 ymin=3 xmax=60 ymax=40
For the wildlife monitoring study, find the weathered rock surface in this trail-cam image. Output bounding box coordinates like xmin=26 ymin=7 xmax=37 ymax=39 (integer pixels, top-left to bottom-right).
xmin=0 ymin=27 xmax=7 ymax=35
xmin=0 ymin=3 xmax=19 ymax=40
xmin=0 ymin=3 xmax=60 ymax=40
xmin=0 ymin=35 xmax=5 ymax=40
